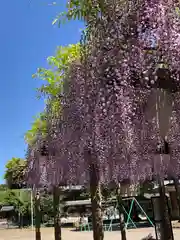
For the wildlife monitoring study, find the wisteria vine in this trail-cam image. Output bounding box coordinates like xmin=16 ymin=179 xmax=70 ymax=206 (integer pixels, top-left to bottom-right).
xmin=27 ymin=0 xmax=180 ymax=188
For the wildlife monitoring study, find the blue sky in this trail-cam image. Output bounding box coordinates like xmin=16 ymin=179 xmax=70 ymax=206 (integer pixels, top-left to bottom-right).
xmin=0 ymin=0 xmax=84 ymax=183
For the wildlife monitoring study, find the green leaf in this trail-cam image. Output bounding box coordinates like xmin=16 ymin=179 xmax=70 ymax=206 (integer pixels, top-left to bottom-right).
xmin=52 ymin=18 xmax=58 ymax=25
xmin=26 ymin=44 xmax=80 ymax=146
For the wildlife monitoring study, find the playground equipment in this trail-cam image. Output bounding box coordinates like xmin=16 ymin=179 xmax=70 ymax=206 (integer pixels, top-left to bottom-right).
xmin=79 ymin=197 xmax=154 ymax=232
xmin=123 ymin=197 xmax=154 ymax=229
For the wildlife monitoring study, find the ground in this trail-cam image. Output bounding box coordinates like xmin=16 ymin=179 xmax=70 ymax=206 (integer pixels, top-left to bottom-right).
xmin=0 ymin=227 xmax=180 ymax=240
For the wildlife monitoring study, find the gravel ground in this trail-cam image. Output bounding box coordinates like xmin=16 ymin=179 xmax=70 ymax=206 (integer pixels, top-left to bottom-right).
xmin=0 ymin=227 xmax=180 ymax=240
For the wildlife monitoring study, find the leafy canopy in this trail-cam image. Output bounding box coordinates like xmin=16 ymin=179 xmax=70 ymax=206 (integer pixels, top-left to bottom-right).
xmin=25 ymin=43 xmax=80 ymax=145
xmin=3 ymin=189 xmax=31 ymax=215
xmin=24 ymin=112 xmax=47 ymax=145
xmin=33 ymin=43 xmax=80 ymax=98
xmin=4 ymin=158 xmax=27 ymax=189
xmin=52 ymin=0 xmax=105 ymax=26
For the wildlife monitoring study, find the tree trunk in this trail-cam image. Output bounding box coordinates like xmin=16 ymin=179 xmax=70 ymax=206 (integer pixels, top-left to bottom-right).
xmin=158 ymin=179 xmax=174 ymax=240
xmin=53 ymin=186 xmax=62 ymax=240
xmin=88 ymin=150 xmax=104 ymax=240
xmin=116 ymin=183 xmax=127 ymax=240
xmin=90 ymin=171 xmax=104 ymax=240
xmin=172 ymin=178 xmax=180 ymax=220
xmin=35 ymin=190 xmax=41 ymax=240
xmin=84 ymin=146 xmax=104 ymax=240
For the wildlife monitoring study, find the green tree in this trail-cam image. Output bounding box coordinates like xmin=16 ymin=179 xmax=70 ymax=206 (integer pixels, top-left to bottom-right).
xmin=40 ymin=192 xmax=54 ymax=223
xmin=0 ymin=184 xmax=7 ymax=191
xmin=4 ymin=158 xmax=27 ymax=189
xmin=3 ymin=189 xmax=31 ymax=227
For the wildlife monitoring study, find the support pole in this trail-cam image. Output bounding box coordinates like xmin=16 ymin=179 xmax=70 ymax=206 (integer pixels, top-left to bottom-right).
xmin=31 ymin=188 xmax=34 ymax=230
xmin=154 ymin=91 xmax=174 ymax=240
xmin=90 ymin=165 xmax=104 ymax=240
xmin=172 ymin=177 xmax=180 ymax=220
xmin=53 ymin=186 xmax=62 ymax=240
xmin=85 ymin=147 xmax=104 ymax=240
xmin=35 ymin=190 xmax=41 ymax=240
xmin=158 ymin=179 xmax=174 ymax=240
xmin=116 ymin=183 xmax=127 ymax=240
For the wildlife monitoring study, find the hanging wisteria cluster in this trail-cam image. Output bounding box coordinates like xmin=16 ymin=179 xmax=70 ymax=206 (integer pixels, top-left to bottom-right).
xmin=26 ymin=136 xmax=49 ymax=187
xmin=78 ymin=0 xmax=180 ymax=183
xmin=27 ymin=0 xmax=180 ymax=188
xmin=26 ymin=62 xmax=87 ymax=188
xmin=57 ymin=62 xmax=89 ymax=185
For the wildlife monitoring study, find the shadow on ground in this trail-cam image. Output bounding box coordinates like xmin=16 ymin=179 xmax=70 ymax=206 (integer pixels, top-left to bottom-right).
xmin=72 ymin=221 xmax=153 ymax=232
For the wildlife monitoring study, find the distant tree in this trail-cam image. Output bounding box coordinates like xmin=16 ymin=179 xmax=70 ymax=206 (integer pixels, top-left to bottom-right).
xmin=40 ymin=192 xmax=54 ymax=223
xmin=0 ymin=184 xmax=7 ymax=190
xmin=3 ymin=189 xmax=31 ymax=227
xmin=4 ymin=158 xmax=27 ymax=189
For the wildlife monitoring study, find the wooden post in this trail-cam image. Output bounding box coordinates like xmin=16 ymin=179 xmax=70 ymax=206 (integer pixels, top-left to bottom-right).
xmin=53 ymin=186 xmax=62 ymax=240
xmin=35 ymin=190 xmax=41 ymax=240
xmin=172 ymin=178 xmax=180 ymax=220
xmin=169 ymin=191 xmax=178 ymax=219
xmin=158 ymin=179 xmax=174 ymax=240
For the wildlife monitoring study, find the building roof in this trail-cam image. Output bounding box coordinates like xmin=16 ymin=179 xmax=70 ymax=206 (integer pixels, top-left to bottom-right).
xmin=0 ymin=206 xmax=14 ymax=212
xmin=65 ymin=199 xmax=91 ymax=206
xmin=64 ymin=196 xmax=150 ymax=207
xmin=25 ymin=185 xmax=83 ymax=191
